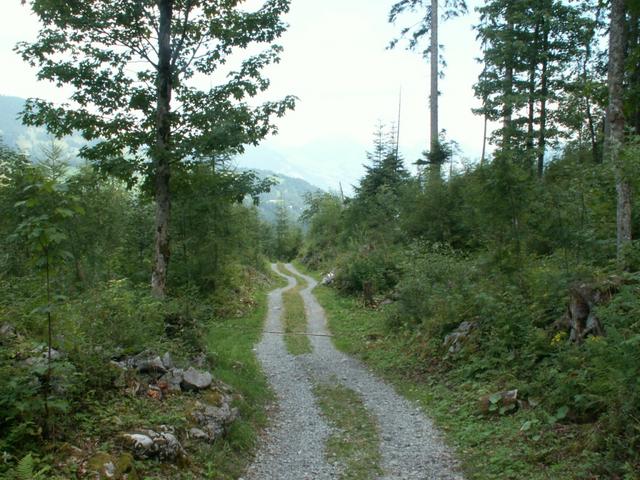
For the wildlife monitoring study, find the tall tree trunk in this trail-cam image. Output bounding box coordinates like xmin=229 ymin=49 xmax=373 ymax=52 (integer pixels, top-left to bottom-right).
xmin=503 ymin=11 xmax=514 ymax=151
xmin=151 ymin=0 xmax=174 ymax=297
xmin=430 ymin=0 xmax=439 ymax=178
xmin=526 ymin=22 xmax=540 ymax=163
xmin=481 ymin=111 xmax=488 ymax=165
xmin=607 ymin=0 xmax=632 ymax=262
xmin=537 ymin=22 xmax=549 ymax=178
xmin=582 ymin=41 xmax=599 ymax=163
xmin=630 ymin=11 xmax=640 ymax=135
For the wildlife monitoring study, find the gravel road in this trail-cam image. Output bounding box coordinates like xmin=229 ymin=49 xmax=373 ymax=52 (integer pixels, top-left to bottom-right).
xmin=244 ymin=264 xmax=464 ymax=480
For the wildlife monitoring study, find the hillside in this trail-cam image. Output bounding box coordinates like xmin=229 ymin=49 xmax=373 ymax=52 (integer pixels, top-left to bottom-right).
xmin=252 ymin=169 xmax=322 ymax=223
xmin=0 ymin=95 xmax=320 ymax=224
xmin=0 ymin=95 xmax=86 ymax=157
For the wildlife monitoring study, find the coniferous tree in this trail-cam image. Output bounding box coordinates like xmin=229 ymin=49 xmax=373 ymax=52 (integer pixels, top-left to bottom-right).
xmin=474 ymin=0 xmax=594 ymax=174
xmin=389 ymin=0 xmax=467 ymax=180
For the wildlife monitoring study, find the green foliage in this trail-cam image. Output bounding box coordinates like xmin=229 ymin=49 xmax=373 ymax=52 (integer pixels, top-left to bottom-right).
xmin=300 ymin=192 xmax=344 ymax=268
xmin=11 ymin=454 xmax=49 ymax=480
xmin=265 ymin=202 xmax=303 ymax=261
xmin=387 ymin=242 xmax=475 ymax=332
xmin=334 ymin=244 xmax=401 ymax=296
xmin=301 ymin=95 xmax=640 ymax=479
xmin=0 ymin=134 xmax=279 ymax=475
xmin=17 ymin=0 xmax=296 ymax=179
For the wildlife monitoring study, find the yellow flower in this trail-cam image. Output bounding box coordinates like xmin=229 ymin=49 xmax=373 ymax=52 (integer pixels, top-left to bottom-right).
xmin=551 ymin=331 xmax=567 ymax=346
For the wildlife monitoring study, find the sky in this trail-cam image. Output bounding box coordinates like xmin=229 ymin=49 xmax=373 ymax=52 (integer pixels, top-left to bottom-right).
xmin=0 ymin=0 xmax=491 ymax=192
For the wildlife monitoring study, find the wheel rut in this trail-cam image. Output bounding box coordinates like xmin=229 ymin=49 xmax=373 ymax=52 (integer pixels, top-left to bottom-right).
xmin=245 ymin=263 xmax=464 ymax=480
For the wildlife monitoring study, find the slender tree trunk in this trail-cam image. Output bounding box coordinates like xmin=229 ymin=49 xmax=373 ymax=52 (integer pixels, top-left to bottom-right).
xmin=151 ymin=0 xmax=174 ymax=297
xmin=630 ymin=12 xmax=640 ymax=135
xmin=607 ymin=0 xmax=632 ymax=261
xmin=430 ymin=0 xmax=439 ymax=178
xmin=526 ymin=22 xmax=540 ymax=162
xmin=537 ymin=24 xmax=549 ymax=178
xmin=526 ymin=65 xmax=536 ymax=151
xmin=583 ymin=42 xmax=599 ymax=163
xmin=481 ymin=111 xmax=488 ymax=165
xmin=44 ymin=247 xmax=51 ymax=437
xmin=503 ymin=11 xmax=514 ymax=151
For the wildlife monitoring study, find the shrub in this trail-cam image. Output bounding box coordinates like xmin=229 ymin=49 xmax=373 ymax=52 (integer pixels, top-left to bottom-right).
xmin=334 ymin=243 xmax=401 ymax=295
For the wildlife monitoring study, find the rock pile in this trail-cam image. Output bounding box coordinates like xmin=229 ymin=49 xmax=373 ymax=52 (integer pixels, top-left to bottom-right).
xmin=122 ymin=426 xmax=186 ymax=461
xmin=112 ymin=351 xmax=215 ymax=398
xmin=188 ymin=390 xmax=239 ymax=443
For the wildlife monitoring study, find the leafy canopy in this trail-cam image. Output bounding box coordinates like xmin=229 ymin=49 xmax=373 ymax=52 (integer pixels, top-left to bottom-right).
xmin=17 ymin=0 xmax=296 ymax=182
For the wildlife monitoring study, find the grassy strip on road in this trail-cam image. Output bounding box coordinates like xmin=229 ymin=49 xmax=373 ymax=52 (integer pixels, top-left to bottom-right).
xmin=277 ymin=263 xmax=312 ymax=355
xmin=314 ymin=381 xmax=382 ymax=480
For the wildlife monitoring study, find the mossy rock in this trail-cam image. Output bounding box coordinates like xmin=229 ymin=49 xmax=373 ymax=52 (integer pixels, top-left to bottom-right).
xmin=203 ymin=389 xmax=223 ymax=407
xmin=86 ymin=452 xmax=115 ymax=479
xmin=116 ymin=453 xmax=138 ymax=479
xmin=86 ymin=452 xmax=138 ymax=480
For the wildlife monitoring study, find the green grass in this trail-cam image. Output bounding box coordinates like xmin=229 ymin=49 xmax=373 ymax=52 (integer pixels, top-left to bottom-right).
xmin=201 ymin=280 xmax=277 ymax=479
xmin=312 ymin=283 xmax=597 ymax=480
xmin=277 ymin=264 xmax=312 ymax=355
xmin=314 ymin=381 xmax=382 ymax=480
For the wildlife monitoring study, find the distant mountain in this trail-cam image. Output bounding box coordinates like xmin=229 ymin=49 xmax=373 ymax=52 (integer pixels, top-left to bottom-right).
xmin=251 ymin=169 xmax=322 ymax=223
xmin=0 ymin=95 xmax=86 ymax=159
xmin=0 ymin=95 xmax=321 ymax=223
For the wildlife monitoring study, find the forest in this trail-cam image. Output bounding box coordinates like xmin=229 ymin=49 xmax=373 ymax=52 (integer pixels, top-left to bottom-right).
xmin=1 ymin=0 xmax=640 ymax=479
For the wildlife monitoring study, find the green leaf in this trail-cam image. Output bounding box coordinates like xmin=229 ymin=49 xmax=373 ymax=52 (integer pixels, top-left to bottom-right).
xmin=554 ymin=406 xmax=569 ymax=422
xmin=55 ymin=207 xmax=75 ymax=218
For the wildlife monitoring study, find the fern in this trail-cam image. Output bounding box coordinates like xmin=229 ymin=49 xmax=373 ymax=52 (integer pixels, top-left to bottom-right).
xmin=14 ymin=454 xmax=34 ymax=480
xmin=12 ymin=454 xmax=49 ymax=480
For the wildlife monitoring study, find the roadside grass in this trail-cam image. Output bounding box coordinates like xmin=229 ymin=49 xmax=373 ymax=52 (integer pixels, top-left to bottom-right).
xmin=202 ymin=284 xmax=273 ymax=479
xmin=312 ymin=284 xmax=595 ymax=480
xmin=313 ymin=381 xmax=382 ymax=480
xmin=276 ymin=264 xmax=312 ymax=355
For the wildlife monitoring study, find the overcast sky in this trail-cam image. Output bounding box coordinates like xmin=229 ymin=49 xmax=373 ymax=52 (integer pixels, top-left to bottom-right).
xmin=0 ymin=0 xmax=491 ymax=191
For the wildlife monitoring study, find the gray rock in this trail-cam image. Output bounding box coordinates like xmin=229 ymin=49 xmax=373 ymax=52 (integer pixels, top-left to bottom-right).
xmin=321 ymin=270 xmax=335 ymax=286
xmin=181 ymin=367 xmax=212 ymax=391
xmin=159 ymin=368 xmax=184 ymax=393
xmin=443 ymin=321 xmax=477 ymax=354
xmin=135 ymin=355 xmax=167 ymax=375
xmin=122 ymin=426 xmax=186 ymax=461
xmin=0 ymin=323 xmax=16 ymax=341
xmin=103 ymin=461 xmax=116 ymax=478
xmin=188 ymin=427 xmax=209 ymax=440
xmin=192 ymin=352 xmax=207 ymax=368
xmin=161 ymin=352 xmax=174 ymax=369
xmin=25 ymin=347 xmax=63 ymax=366
xmin=190 ymin=398 xmax=239 ymax=442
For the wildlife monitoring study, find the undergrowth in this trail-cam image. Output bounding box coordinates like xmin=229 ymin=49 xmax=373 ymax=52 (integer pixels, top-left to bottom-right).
xmin=306 ymin=252 xmax=640 ymax=480
xmin=0 ymin=265 xmax=278 ymax=479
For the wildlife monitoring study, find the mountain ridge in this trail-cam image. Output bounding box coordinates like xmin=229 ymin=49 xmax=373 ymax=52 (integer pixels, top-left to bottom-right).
xmin=0 ymin=95 xmax=321 ymax=223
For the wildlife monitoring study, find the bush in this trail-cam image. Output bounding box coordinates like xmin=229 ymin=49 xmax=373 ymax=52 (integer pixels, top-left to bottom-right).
xmin=387 ymin=242 xmax=476 ymax=334
xmin=334 ymin=243 xmax=401 ymax=295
